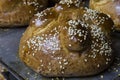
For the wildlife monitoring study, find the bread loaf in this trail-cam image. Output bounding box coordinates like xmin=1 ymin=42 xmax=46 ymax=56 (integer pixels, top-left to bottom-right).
xmin=0 ymin=0 xmax=48 ymax=27
xmin=19 ymin=0 xmax=114 ymax=77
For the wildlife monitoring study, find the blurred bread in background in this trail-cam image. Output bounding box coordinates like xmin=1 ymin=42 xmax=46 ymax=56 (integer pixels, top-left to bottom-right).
xmin=0 ymin=0 xmax=48 ymax=27
xmin=90 ymin=0 xmax=120 ymax=30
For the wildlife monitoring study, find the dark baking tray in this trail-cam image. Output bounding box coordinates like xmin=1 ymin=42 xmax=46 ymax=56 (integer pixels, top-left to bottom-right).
xmin=0 ymin=27 xmax=120 ymax=80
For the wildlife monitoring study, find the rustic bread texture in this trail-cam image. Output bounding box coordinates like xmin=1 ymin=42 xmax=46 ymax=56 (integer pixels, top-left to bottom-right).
xmin=19 ymin=0 xmax=114 ymax=77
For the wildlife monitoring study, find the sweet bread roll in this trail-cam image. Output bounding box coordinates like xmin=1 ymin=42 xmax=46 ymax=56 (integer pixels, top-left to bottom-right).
xmin=0 ymin=0 xmax=47 ymax=27
xmin=90 ymin=0 xmax=120 ymax=30
xmin=19 ymin=0 xmax=114 ymax=77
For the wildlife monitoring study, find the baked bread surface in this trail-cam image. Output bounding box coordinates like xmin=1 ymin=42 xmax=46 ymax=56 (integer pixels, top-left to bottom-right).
xmin=19 ymin=0 xmax=114 ymax=77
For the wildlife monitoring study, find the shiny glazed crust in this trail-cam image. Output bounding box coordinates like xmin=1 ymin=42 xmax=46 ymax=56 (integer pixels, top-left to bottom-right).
xmin=90 ymin=0 xmax=120 ymax=30
xmin=0 ymin=0 xmax=47 ymax=27
xmin=19 ymin=0 xmax=114 ymax=77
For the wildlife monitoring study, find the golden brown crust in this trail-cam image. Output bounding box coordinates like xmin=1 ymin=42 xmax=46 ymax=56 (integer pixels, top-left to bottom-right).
xmin=19 ymin=0 xmax=114 ymax=77
xmin=90 ymin=0 xmax=120 ymax=30
xmin=0 ymin=0 xmax=48 ymax=27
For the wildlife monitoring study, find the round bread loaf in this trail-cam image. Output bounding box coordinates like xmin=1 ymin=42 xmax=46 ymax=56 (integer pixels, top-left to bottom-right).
xmin=19 ymin=0 xmax=114 ymax=77
xmin=0 ymin=0 xmax=47 ymax=27
xmin=90 ymin=0 xmax=120 ymax=30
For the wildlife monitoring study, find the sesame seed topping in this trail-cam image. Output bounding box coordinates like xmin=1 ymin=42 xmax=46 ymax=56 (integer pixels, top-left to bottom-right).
xmin=106 ymin=62 xmax=108 ymax=65
xmin=23 ymin=0 xmax=44 ymax=12
xmin=118 ymin=74 xmax=120 ymax=76
xmin=41 ymin=64 xmax=44 ymax=67
xmin=61 ymin=71 xmax=64 ymax=74
xmin=59 ymin=0 xmax=81 ymax=7
xmin=64 ymin=62 xmax=68 ymax=65
xmin=116 ymin=69 xmax=119 ymax=72
xmin=97 ymin=64 xmax=100 ymax=68
xmin=27 ymin=72 xmax=30 ymax=75
xmin=40 ymin=60 xmax=42 ymax=62
xmin=21 ymin=1 xmax=114 ymax=76
xmin=26 ymin=34 xmax=60 ymax=54
xmin=49 ymin=68 xmax=52 ymax=71
xmin=100 ymin=75 xmax=104 ymax=79
xmin=84 ymin=59 xmax=88 ymax=62
xmin=59 ymin=61 xmax=62 ymax=64
xmin=48 ymin=63 xmax=51 ymax=65
xmin=60 ymin=65 xmax=63 ymax=69
xmin=67 ymin=19 xmax=88 ymax=44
